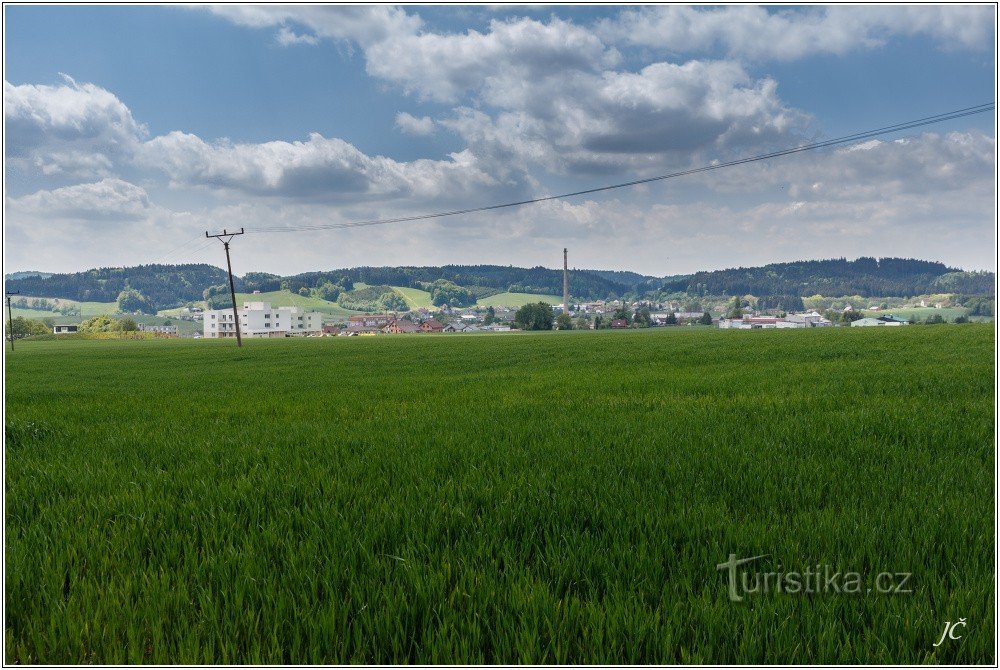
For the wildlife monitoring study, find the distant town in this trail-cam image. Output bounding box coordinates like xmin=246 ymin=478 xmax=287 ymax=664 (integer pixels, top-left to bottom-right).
xmin=4 ymin=256 xmax=992 ymax=342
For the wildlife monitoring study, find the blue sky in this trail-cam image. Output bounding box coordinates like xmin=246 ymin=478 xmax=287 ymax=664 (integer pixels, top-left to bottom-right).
xmin=4 ymin=5 xmax=996 ymax=276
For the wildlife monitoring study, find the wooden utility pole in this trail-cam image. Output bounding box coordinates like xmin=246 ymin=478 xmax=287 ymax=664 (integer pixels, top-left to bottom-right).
xmin=205 ymin=228 xmax=245 ymax=347
xmin=5 ymin=291 xmax=19 ymax=350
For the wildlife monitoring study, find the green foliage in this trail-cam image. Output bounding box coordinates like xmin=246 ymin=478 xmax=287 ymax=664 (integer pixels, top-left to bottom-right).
xmin=574 ymin=316 xmax=591 ymax=330
xmin=698 ymin=312 xmax=713 ymax=325
xmin=77 ymin=315 xmax=129 ymax=333
xmin=379 ymin=292 xmax=409 ymax=312
xmin=633 ymin=307 xmax=652 ymax=328
xmin=957 ymin=295 xmax=994 ymax=317
xmin=4 ymin=316 xmax=49 ymax=339
xmin=338 ymin=285 xmax=399 ymax=313
xmin=118 ymin=317 xmax=138 ymax=332
xmin=484 ymin=306 xmax=496 ymax=325
xmin=6 ymin=264 xmax=230 ymax=308
xmin=669 ymin=257 xmax=981 ymax=298
xmin=726 ymin=296 xmax=743 ymax=318
xmin=664 ymin=312 xmax=678 ymax=325
xmin=513 ymin=302 xmax=554 ymax=330
xmin=315 ymin=281 xmax=343 ymax=302
xmin=841 ymin=309 xmax=864 ymax=324
xmin=116 ymin=287 xmax=156 ymax=314
xmin=932 ymin=271 xmax=994 ymax=295
xmin=555 ymin=313 xmax=573 ymax=330
xmin=297 ymin=287 xmax=311 ymax=297
xmin=428 ymin=280 xmax=477 ymax=308
xmin=3 ymin=327 xmax=994 ymax=663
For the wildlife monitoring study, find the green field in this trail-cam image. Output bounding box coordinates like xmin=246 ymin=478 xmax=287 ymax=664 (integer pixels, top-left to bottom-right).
xmin=391 ymin=286 xmax=435 ymax=309
xmin=9 ymin=296 xmax=118 ymax=319
xmin=477 ymin=291 xmax=563 ymax=307
xmin=4 ymin=326 xmax=994 ymax=663
xmin=232 ymin=289 xmax=362 ymax=319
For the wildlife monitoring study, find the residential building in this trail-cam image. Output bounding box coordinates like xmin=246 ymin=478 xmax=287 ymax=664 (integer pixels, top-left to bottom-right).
xmin=611 ymin=319 xmax=629 ymax=329
xmin=383 ymin=319 xmax=421 ymax=334
xmin=53 ymin=324 xmax=78 ymax=334
xmin=348 ymin=314 xmax=393 ymax=328
xmin=420 ymin=318 xmax=445 ymax=333
xmin=203 ymin=301 xmax=322 ymax=338
xmin=137 ymin=323 xmax=178 ymax=335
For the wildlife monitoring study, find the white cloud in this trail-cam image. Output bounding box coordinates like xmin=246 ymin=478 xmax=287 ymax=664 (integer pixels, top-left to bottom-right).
xmin=394 ymin=112 xmax=436 ymax=136
xmin=598 ymin=6 xmax=995 ymax=60
xmin=205 ymin=5 xmax=422 ymax=48
xmin=138 ymin=130 xmax=529 ymax=205
xmin=364 ymin=16 xmax=620 ymax=103
xmin=4 ymin=76 xmax=145 ymax=179
xmin=276 ymin=26 xmax=319 ymax=47
xmin=7 ymin=178 xmax=151 ymax=221
xmin=441 ymin=59 xmax=808 ymax=176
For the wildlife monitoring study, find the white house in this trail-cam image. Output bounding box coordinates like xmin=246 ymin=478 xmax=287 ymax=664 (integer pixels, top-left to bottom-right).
xmin=203 ymin=301 xmax=322 ymax=338
xmin=53 ymin=324 xmax=78 ymax=334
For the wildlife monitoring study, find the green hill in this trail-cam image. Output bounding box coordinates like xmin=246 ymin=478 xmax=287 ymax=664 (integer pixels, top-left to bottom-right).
xmin=391 ymin=286 xmax=435 ymax=309
xmin=476 ymin=292 xmax=563 ymax=308
xmin=232 ymin=290 xmax=362 ymax=318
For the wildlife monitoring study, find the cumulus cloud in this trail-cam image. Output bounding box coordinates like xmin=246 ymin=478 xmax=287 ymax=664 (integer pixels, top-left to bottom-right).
xmin=597 ymin=5 xmax=995 ymax=60
xmin=364 ymin=16 xmax=620 ymax=103
xmin=4 ymin=76 xmax=145 ymax=179
xmin=205 ymin=5 xmax=421 ymax=48
xmin=7 ymin=178 xmax=151 ymax=221
xmin=138 ymin=130 xmax=529 ymax=205
xmin=394 ymin=112 xmax=436 ymax=136
xmin=441 ymin=59 xmax=808 ymax=175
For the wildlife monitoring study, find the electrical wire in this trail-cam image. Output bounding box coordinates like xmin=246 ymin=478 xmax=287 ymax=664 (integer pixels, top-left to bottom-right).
xmin=243 ymin=102 xmax=994 ymax=235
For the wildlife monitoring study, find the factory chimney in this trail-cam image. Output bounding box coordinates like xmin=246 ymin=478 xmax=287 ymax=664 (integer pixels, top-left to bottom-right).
xmin=563 ymin=248 xmax=570 ymax=315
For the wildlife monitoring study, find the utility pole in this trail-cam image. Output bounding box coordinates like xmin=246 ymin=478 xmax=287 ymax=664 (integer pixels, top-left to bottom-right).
xmin=563 ymin=248 xmax=570 ymax=315
xmin=205 ymin=228 xmax=245 ymax=347
xmin=5 ymin=291 xmax=19 ymax=350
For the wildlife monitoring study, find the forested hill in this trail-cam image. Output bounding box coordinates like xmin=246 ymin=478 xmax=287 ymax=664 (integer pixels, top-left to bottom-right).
xmin=2 ymin=263 xmax=640 ymax=308
xmin=4 ymin=264 xmax=230 ymax=307
xmin=663 ymin=258 xmax=994 ymax=298
xmin=4 ymin=258 xmax=993 ymax=310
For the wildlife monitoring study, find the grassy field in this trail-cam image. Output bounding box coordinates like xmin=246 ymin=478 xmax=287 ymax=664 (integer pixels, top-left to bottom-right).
xmin=9 ymin=297 xmax=118 ymax=320
xmin=4 ymin=326 xmax=994 ymax=664
xmin=231 ymin=290 xmax=362 ymax=319
xmin=477 ymin=291 xmax=563 ymax=307
xmin=391 ymin=286 xmax=435 ymax=309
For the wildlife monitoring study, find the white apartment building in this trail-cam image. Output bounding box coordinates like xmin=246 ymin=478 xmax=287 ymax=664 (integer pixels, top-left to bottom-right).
xmin=203 ymin=301 xmax=323 ymax=339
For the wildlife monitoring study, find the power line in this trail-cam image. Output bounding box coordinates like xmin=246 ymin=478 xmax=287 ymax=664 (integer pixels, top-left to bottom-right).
xmin=244 ymin=102 xmax=994 ymax=235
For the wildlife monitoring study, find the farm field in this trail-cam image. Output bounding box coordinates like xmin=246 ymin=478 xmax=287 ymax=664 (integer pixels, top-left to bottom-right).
xmin=4 ymin=325 xmax=995 ymax=664
xmin=390 ymin=286 xmax=435 ymax=309
xmin=477 ymin=291 xmax=563 ymax=307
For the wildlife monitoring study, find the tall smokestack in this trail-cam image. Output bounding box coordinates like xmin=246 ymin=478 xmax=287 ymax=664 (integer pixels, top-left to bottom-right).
xmin=563 ymin=248 xmax=569 ymax=314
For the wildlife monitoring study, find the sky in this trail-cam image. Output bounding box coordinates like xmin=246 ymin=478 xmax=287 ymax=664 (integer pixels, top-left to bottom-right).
xmin=3 ymin=4 xmax=997 ymax=277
